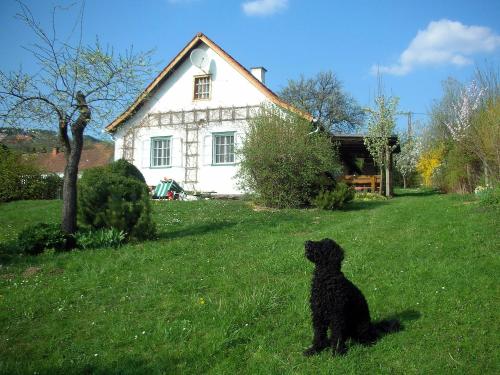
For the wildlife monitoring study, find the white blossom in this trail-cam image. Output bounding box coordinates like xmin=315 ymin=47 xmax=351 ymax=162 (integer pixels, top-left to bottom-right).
xmin=395 ymin=134 xmax=421 ymax=182
xmin=445 ymin=81 xmax=485 ymax=141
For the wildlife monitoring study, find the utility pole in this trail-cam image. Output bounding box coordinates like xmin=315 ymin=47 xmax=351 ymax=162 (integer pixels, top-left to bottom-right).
xmin=396 ymin=111 xmax=412 ymax=136
xmin=407 ymin=111 xmax=412 ymax=137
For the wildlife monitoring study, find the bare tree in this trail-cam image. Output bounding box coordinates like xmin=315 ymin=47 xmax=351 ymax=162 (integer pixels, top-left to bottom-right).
xmin=0 ymin=2 xmax=152 ymax=234
xmin=280 ymin=71 xmax=364 ymax=134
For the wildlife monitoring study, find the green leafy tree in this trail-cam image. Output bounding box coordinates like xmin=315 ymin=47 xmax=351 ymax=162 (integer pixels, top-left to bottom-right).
xmin=364 ymin=95 xmax=399 ymax=196
xmin=238 ymin=106 xmax=340 ymax=208
xmin=0 ymin=2 xmax=152 ymax=234
xmin=469 ymin=99 xmax=500 ymax=185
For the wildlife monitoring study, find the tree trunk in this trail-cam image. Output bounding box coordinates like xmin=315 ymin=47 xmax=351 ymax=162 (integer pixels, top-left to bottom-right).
xmin=60 ymin=91 xmax=91 ymax=235
xmin=379 ymin=166 xmax=383 ymax=195
xmin=385 ymin=144 xmax=392 ymax=197
xmin=466 ymin=163 xmax=472 ymax=193
xmin=483 ymin=160 xmax=489 ymax=186
xmin=61 ymin=132 xmax=84 ymax=234
xmin=61 ymin=170 xmax=77 ymax=233
xmin=403 ymin=175 xmax=407 ymax=189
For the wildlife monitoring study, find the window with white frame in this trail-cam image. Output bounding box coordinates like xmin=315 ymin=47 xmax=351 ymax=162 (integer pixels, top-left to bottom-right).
xmin=213 ymin=133 xmax=235 ymax=164
xmin=150 ymin=137 xmax=171 ymax=167
xmin=194 ymin=75 xmax=211 ymax=100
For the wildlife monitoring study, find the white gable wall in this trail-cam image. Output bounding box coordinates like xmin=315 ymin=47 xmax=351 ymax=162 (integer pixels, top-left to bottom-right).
xmin=149 ymin=44 xmax=268 ymax=111
xmin=112 ymin=42 xmax=272 ymax=195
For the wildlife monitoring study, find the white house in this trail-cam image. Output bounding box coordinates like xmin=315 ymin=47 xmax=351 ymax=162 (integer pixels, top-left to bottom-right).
xmin=106 ymin=33 xmax=311 ymax=195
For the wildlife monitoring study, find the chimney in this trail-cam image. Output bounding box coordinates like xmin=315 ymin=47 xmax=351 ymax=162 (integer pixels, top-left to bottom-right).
xmin=52 ymin=147 xmax=59 ymax=156
xmin=250 ymin=67 xmax=267 ymax=84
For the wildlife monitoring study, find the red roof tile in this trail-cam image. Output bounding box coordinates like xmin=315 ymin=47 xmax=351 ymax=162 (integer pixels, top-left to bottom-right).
xmin=34 ymin=143 xmax=114 ymax=174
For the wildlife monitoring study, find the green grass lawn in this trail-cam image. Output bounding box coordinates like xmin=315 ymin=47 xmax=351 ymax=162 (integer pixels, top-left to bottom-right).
xmin=0 ymin=191 xmax=498 ymax=374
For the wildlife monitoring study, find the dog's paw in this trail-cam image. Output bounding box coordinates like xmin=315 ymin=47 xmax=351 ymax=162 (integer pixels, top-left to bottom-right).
xmin=303 ymin=347 xmax=320 ymax=356
xmin=332 ymin=345 xmax=348 ymax=357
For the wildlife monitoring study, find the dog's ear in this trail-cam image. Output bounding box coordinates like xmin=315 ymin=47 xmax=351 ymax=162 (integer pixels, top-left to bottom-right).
xmin=320 ymin=238 xmax=344 ymax=271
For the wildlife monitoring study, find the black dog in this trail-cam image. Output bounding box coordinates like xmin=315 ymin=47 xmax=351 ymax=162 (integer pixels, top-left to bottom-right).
xmin=304 ymin=238 xmax=401 ymax=356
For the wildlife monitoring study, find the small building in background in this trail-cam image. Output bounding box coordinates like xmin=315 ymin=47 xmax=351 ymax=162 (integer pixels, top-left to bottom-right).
xmin=34 ymin=143 xmax=114 ymax=177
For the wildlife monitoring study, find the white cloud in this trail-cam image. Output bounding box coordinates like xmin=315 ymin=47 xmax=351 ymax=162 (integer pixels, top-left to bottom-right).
xmin=373 ymin=19 xmax=500 ymax=76
xmin=242 ymin=0 xmax=288 ymax=16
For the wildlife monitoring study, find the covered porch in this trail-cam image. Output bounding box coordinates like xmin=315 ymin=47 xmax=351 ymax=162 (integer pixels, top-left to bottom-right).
xmin=334 ymin=134 xmax=400 ymax=193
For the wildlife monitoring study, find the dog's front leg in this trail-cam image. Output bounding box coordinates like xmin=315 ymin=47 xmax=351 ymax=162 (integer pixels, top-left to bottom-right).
xmin=330 ymin=315 xmax=347 ymax=356
xmin=304 ymin=316 xmax=329 ymax=356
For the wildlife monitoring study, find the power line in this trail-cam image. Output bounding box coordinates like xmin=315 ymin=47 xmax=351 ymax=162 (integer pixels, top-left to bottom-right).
xmin=363 ymin=108 xmax=429 ymax=136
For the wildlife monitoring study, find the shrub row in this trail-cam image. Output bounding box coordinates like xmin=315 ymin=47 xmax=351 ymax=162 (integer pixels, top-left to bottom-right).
xmin=0 ymin=147 xmax=62 ymax=202
xmin=1 ymin=224 xmax=127 ymax=261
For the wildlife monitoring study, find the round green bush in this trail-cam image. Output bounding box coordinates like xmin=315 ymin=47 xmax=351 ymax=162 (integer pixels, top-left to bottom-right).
xmin=18 ymin=223 xmax=73 ymax=255
xmin=313 ymin=182 xmax=355 ymax=210
xmin=0 ymin=241 xmax=22 ymax=262
xmin=107 ymin=159 xmax=146 ymax=183
xmin=78 ymin=167 xmax=155 ymax=240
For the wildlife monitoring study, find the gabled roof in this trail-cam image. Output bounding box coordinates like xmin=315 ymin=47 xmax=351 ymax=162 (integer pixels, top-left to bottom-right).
xmin=105 ymin=33 xmax=312 ymax=133
xmin=34 ymin=143 xmax=114 ymax=173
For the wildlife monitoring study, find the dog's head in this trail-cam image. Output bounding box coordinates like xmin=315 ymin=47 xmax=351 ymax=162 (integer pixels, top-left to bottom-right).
xmin=305 ymin=238 xmax=344 ymax=270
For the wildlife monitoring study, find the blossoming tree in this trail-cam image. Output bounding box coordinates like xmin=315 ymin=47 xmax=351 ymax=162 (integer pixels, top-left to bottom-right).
xmin=364 ymin=95 xmax=399 ymax=196
xmin=445 ymin=81 xmax=484 ymax=141
xmin=395 ymin=133 xmax=420 ymax=189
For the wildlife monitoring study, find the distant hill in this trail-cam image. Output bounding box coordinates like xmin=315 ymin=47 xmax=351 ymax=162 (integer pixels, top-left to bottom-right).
xmin=0 ymin=127 xmax=112 ymax=154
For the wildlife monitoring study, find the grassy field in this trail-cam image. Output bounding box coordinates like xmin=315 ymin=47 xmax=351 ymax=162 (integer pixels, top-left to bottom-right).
xmin=0 ymin=190 xmax=498 ymax=374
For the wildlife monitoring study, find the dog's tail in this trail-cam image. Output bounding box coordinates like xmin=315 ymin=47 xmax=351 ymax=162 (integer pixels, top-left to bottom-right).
xmin=373 ymin=319 xmax=402 ymax=336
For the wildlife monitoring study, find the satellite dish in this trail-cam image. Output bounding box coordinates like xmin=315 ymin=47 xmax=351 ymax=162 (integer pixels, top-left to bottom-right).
xmin=190 ymin=49 xmax=210 ymax=74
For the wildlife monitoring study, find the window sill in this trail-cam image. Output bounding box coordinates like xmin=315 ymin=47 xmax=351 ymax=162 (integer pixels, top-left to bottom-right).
xmin=149 ymin=165 xmax=173 ymax=169
xmin=211 ymin=162 xmax=238 ymax=166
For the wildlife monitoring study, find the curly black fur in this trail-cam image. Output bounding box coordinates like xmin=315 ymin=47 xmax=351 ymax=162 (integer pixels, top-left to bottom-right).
xmin=304 ymin=238 xmax=401 ymax=357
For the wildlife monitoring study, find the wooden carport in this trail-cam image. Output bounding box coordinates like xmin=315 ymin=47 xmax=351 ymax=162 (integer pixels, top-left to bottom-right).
xmin=334 ymin=134 xmax=400 ymax=195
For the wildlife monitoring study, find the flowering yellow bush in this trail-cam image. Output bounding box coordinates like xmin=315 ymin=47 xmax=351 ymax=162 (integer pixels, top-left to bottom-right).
xmin=416 ymin=145 xmax=445 ymax=187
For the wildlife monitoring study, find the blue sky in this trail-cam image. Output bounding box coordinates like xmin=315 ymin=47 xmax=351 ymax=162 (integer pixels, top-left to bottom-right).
xmin=1 ymin=0 xmax=499 ymax=133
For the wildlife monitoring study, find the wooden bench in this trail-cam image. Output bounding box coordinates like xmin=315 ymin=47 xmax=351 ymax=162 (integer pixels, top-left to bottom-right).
xmin=342 ymin=175 xmax=381 ymax=192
